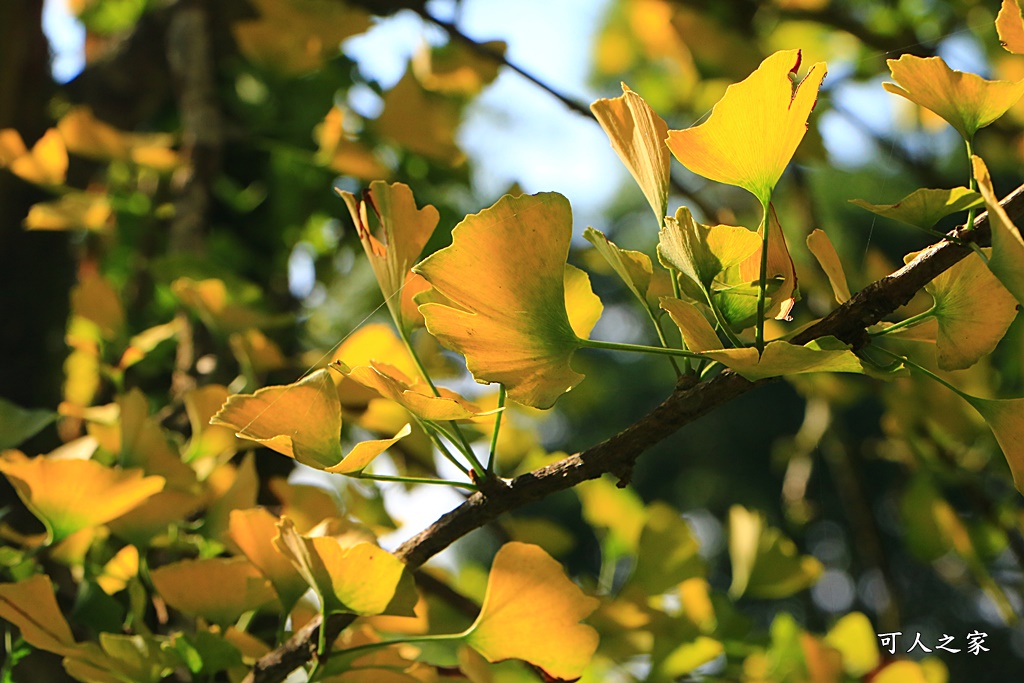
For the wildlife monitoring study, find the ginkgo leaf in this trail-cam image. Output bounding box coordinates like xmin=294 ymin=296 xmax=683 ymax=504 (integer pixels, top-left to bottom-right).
xmin=227 ymin=509 xmax=309 ymax=613
xmin=338 ymin=182 xmax=440 ymax=331
xmin=415 ymin=192 xmax=597 ymax=409
xmin=374 ymin=70 xmax=465 ymax=164
xmin=0 ymin=574 xmax=78 ymax=655
xmin=658 ymin=206 xmax=761 ymax=294
xmin=964 ymin=395 xmax=1024 ymax=493
xmin=96 ymin=544 xmax=139 ymax=595
xmin=412 ymin=39 xmax=506 ymax=96
xmin=997 ymin=0 xmax=1024 ymax=54
xmin=337 ymin=362 xmax=480 ymax=422
xmin=462 ymin=542 xmax=600 ymax=681
xmin=972 ymin=155 xmax=1024 ymax=305
xmin=824 ymin=612 xmax=879 ymax=677
xmin=274 ymin=518 xmax=416 ymax=616
xmin=923 ymin=249 xmax=1018 ymax=370
xmin=737 ymin=203 xmax=798 ymax=320
xmin=666 ymin=50 xmax=826 ymax=205
xmin=628 ymin=502 xmax=703 ymax=595
xmin=0 ymin=128 xmax=68 ymax=186
xmin=728 ymin=506 xmax=822 ymax=599
xmin=849 ymin=187 xmax=983 ymax=230
xmin=806 ymin=229 xmax=851 ymax=303
xmin=210 ymin=369 xmax=409 ymax=473
xmin=150 ymin=557 xmax=277 ymax=625
xmin=591 ymin=83 xmax=671 ymax=223
xmin=583 ymin=227 xmax=654 ymax=310
xmin=564 ymin=264 xmax=604 ymax=339
xmin=0 ymin=453 xmax=164 ymax=543
xmin=660 ymin=298 xmax=721 ymax=353
xmin=25 ymin=192 xmax=113 ymax=232
xmin=884 ymin=55 xmax=1024 ymax=140
xmin=183 ymin=385 xmax=240 ymax=464
xmin=314 ymin=107 xmax=389 ymax=180
xmin=703 ymin=337 xmax=894 ymax=382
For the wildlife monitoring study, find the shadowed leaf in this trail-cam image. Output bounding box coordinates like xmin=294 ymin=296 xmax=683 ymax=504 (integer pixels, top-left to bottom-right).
xmin=150 ymin=557 xmax=277 ymax=625
xmin=850 ymin=187 xmax=982 ymax=230
xmin=806 ymin=229 xmax=851 ymax=303
xmin=973 ymin=155 xmax=1024 ymax=305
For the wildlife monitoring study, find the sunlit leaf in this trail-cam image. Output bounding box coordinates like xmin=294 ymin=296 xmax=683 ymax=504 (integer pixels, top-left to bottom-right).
xmin=0 ymin=397 xmax=55 ymax=450
xmin=849 ymin=187 xmax=982 ymax=230
xmin=412 ymin=39 xmax=506 ymax=96
xmin=183 ymin=385 xmax=240 ymax=464
xmin=921 ymin=249 xmax=1018 ymax=370
xmin=150 ymin=557 xmax=277 ymax=625
xmin=120 ymin=319 xmax=183 ymax=370
xmin=56 ymin=106 xmax=130 ymax=160
xmin=704 ymin=337 xmax=897 ymax=382
xmin=591 ymin=83 xmax=671 ymax=222
xmin=338 ymin=182 xmax=440 ymax=331
xmin=25 ymin=192 xmax=113 ymax=232
xmin=0 ymin=128 xmax=68 ymax=186
xmin=96 ymin=545 xmax=139 ymax=595
xmin=997 ymin=0 xmax=1024 ymax=54
xmin=315 ymin=107 xmax=389 ymax=180
xmin=660 ymin=297 xmax=721 ymax=353
xmin=658 ymin=206 xmax=760 ymax=294
xmin=806 ymin=229 xmax=851 ymax=304
xmin=227 ymin=508 xmax=308 ymax=613
xmin=874 ymin=660 xmax=930 ymax=683
xmin=462 ymin=542 xmax=600 ymax=681
xmin=972 ymin=155 xmax=1024 ymax=305
xmin=337 ymin=362 xmax=480 ymax=422
xmin=666 ymin=50 xmax=826 ymax=205
xmin=824 ymin=612 xmax=879 ymax=677
xmin=564 ymin=264 xmax=604 ymax=339
xmin=577 ymin=476 xmax=646 ymax=558
xmin=274 ymin=518 xmax=416 ymax=616
xmin=211 ymin=369 xmax=409 ymax=473
xmin=728 ymin=505 xmax=822 ymax=599
xmin=583 ymin=227 xmax=654 ymax=310
xmin=0 ymin=574 xmax=78 ymax=655
xmin=375 ymin=70 xmax=465 ymax=164
xmin=884 ymin=55 xmax=1024 ymax=140
xmin=0 ymin=453 xmax=164 ymax=543
xmin=415 ymin=192 xmax=596 ymax=409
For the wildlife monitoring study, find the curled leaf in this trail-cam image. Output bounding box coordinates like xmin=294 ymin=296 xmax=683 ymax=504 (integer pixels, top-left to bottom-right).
xmin=704 ymin=337 xmax=899 ymax=382
xmin=973 ymin=155 xmax=1024 ymax=305
xmin=591 ymin=83 xmax=671 ymax=223
xmin=463 ymin=542 xmax=600 ymax=681
xmin=849 ymin=187 xmax=983 ymax=230
xmin=806 ymin=229 xmax=851 ymax=304
xmin=884 ymin=55 xmax=1024 ymax=140
xmin=415 ymin=192 xmax=598 ymax=409
xmin=666 ymin=50 xmax=826 ymax=205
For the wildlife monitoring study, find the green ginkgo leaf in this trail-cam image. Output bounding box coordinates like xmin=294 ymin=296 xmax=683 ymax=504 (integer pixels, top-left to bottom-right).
xmin=703 ymin=337 xmax=899 ymax=382
xmin=415 ymin=192 xmax=602 ymax=409
xmin=658 ymin=206 xmax=760 ymax=294
xmin=973 ymin=155 xmax=1024 ymax=306
xmin=850 ymin=187 xmax=983 ymax=230
xmin=884 ymin=55 xmax=1024 ymax=140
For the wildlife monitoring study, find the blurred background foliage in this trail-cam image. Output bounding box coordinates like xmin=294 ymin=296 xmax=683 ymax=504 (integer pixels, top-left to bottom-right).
xmin=3 ymin=0 xmax=1024 ymax=681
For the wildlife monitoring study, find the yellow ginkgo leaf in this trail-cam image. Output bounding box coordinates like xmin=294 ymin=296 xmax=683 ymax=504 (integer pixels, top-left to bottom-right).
xmin=972 ymin=155 xmax=1024 ymax=305
xmin=884 ymin=55 xmax=1024 ymax=140
xmin=338 ymin=182 xmax=440 ymax=331
xmin=24 ymin=192 xmax=113 ymax=232
xmin=274 ymin=518 xmax=416 ymax=616
xmin=1 ymin=128 xmax=68 ymax=186
xmin=728 ymin=506 xmax=822 ymax=599
xmin=660 ymin=297 xmax=721 ymax=353
xmin=806 ymin=229 xmax=851 ymax=304
xmin=227 ymin=508 xmax=309 ymax=613
xmin=564 ymin=264 xmax=604 ymax=339
xmin=0 ymin=453 xmax=164 ymax=543
xmin=337 ymin=362 xmax=481 ymax=422
xmin=849 ymin=187 xmax=983 ymax=230
xmin=314 ymin=106 xmax=389 ymax=180
xmin=150 ymin=557 xmax=277 ymax=625
xmin=874 ymin=661 xmax=930 ymax=683
xmin=998 ymin=0 xmax=1024 ymax=54
xmin=824 ymin=612 xmax=879 ymax=677
xmin=0 ymin=574 xmax=78 ymax=655
xmin=96 ymin=544 xmax=140 ymax=595
xmin=923 ymin=249 xmax=1018 ymax=371
xmin=964 ymin=395 xmax=1024 ymax=493
xmin=462 ymin=542 xmax=600 ymax=681
xmin=666 ymin=50 xmax=826 ymax=205
xmin=56 ymin=107 xmax=130 ymax=160
xmin=703 ymin=337 xmax=896 ymax=382
xmin=210 ymin=369 xmax=409 ymax=473
xmin=583 ymin=227 xmax=654 ymax=311
xmin=591 ymin=83 xmax=671 ymax=223
xmin=183 ymin=384 xmax=240 ymax=464
xmin=415 ymin=192 xmax=599 ymax=409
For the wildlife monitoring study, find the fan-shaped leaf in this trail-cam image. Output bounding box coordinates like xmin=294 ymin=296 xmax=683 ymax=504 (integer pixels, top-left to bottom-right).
xmin=850 ymin=187 xmax=983 ymax=230
xmin=150 ymin=557 xmax=277 ymax=625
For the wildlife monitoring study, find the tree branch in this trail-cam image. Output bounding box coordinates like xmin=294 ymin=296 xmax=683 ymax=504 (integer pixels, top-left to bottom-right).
xmin=247 ymin=184 xmax=1024 ymax=683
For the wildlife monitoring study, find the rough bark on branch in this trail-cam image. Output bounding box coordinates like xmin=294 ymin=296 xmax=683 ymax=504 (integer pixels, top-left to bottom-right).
xmin=246 ymin=185 xmax=1024 ymax=683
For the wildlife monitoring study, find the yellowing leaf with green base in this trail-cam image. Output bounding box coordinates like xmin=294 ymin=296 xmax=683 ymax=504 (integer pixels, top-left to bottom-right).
xmin=591 ymin=83 xmax=671 ymax=223
xmin=150 ymin=557 xmax=277 ymax=625
xmin=806 ymin=229 xmax=851 ymax=304
xmin=0 ymin=574 xmax=78 ymax=655
xmin=922 ymin=249 xmax=1018 ymax=370
xmin=211 ymin=369 xmax=409 ymax=473
xmin=0 ymin=453 xmax=164 ymax=544
xmin=274 ymin=518 xmax=416 ymax=616
xmin=415 ymin=193 xmax=599 ymax=409
xmin=658 ymin=206 xmax=760 ymax=294
xmin=850 ymin=187 xmax=983 ymax=230
xmin=462 ymin=542 xmax=599 ymax=681
xmin=728 ymin=506 xmax=822 ymax=599
xmin=666 ymin=50 xmax=826 ymax=205
xmin=997 ymin=0 xmax=1024 ymax=54
xmin=973 ymin=155 xmax=1024 ymax=306
xmin=704 ymin=337 xmax=894 ymax=382
xmin=228 ymin=509 xmax=309 ymax=613
xmin=583 ymin=227 xmax=654 ymax=310
xmin=884 ymin=55 xmax=1024 ymax=140
xmin=338 ymin=182 xmax=440 ymax=331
